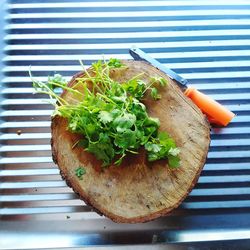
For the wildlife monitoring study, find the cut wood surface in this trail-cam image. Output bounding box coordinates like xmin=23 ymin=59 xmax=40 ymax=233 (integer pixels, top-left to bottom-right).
xmin=51 ymin=60 xmax=210 ymax=223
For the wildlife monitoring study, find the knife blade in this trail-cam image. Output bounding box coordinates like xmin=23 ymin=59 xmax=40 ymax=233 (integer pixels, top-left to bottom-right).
xmin=129 ymin=46 xmax=188 ymax=90
xmin=129 ymin=46 xmax=235 ymax=126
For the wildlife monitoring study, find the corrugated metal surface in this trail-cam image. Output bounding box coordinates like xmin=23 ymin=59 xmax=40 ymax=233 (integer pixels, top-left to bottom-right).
xmin=1 ymin=0 xmax=250 ymax=249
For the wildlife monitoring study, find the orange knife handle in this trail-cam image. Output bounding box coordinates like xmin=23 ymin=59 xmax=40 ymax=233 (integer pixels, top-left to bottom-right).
xmin=184 ymin=87 xmax=235 ymax=126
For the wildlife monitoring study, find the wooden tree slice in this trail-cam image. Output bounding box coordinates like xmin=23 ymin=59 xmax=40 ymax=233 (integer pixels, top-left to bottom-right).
xmin=51 ymin=60 xmax=210 ymax=223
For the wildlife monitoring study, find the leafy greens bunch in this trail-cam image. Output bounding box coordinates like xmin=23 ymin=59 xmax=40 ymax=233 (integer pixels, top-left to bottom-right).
xmin=31 ymin=59 xmax=180 ymax=168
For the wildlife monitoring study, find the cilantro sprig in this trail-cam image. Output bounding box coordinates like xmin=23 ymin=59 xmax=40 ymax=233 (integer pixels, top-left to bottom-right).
xmin=31 ymin=58 xmax=180 ymax=168
xmin=75 ymin=166 xmax=86 ymax=180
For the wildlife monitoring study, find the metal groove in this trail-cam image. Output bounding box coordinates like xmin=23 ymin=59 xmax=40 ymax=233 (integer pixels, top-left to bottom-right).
xmin=7 ymin=1 xmax=250 ymax=8
xmin=6 ymin=10 xmax=250 ymax=19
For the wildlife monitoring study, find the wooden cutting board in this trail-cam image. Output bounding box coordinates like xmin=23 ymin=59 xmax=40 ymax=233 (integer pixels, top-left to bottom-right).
xmin=51 ymin=60 xmax=210 ymax=223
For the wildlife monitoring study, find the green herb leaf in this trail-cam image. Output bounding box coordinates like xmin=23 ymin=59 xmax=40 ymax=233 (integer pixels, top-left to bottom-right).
xmin=168 ymin=155 xmax=180 ymax=168
xmin=150 ymin=76 xmax=168 ymax=87
xmin=98 ymin=111 xmax=113 ymax=124
xmin=75 ymin=166 xmax=86 ymax=180
xmin=114 ymin=130 xmax=137 ymax=149
xmin=87 ymin=133 xmax=114 ymax=166
xmin=150 ymin=87 xmax=161 ymax=100
xmin=48 ymin=74 xmax=67 ymax=90
xmin=108 ymin=58 xmax=123 ymax=68
xmin=168 ymin=147 xmax=180 ymax=156
xmin=113 ymin=113 xmax=136 ymax=133
xmin=145 ymin=142 xmax=161 ymax=153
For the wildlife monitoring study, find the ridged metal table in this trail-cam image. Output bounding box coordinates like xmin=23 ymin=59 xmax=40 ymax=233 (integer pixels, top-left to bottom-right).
xmin=1 ymin=0 xmax=250 ymax=249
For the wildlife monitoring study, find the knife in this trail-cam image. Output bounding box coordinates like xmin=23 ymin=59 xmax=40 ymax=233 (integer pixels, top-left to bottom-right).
xmin=129 ymin=46 xmax=235 ymax=126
